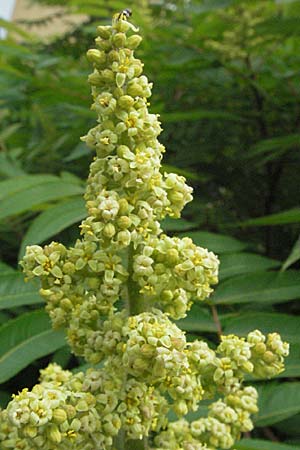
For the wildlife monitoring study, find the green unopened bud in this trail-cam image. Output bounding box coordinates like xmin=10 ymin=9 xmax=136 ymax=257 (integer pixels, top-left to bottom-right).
xmin=101 ymin=69 xmax=115 ymax=83
xmin=97 ymin=25 xmax=112 ymax=39
xmin=126 ymin=34 xmax=143 ymax=49
xmin=118 ymin=95 xmax=135 ymax=109
xmin=166 ymin=248 xmax=179 ymax=264
xmin=133 ymin=358 xmax=148 ymax=371
xmin=161 ymin=290 xmax=173 ymax=302
xmin=118 ymin=198 xmax=129 ymax=214
xmin=117 ymin=215 xmax=132 ymax=229
xmin=115 ymin=20 xmax=131 ymax=33
xmin=62 ymin=261 xmax=75 ymax=275
xmin=47 ymin=424 xmax=62 ymax=444
xmin=263 ymin=351 xmax=277 ymax=363
xmin=127 ymin=83 xmax=144 ymax=97
xmin=173 ymin=400 xmax=188 ymax=417
xmin=23 ymin=425 xmax=38 ymax=438
xmin=108 ymin=50 xmax=120 ymax=62
xmin=86 ymin=49 xmax=106 ymax=64
xmin=88 ymin=71 xmax=103 ymax=86
xmin=117 ymin=230 xmax=131 ymax=246
xmin=60 ymin=298 xmax=72 ymax=311
xmin=112 ymin=32 xmax=126 ymax=47
xmin=169 ymin=191 xmax=184 ymax=204
xmin=141 ymin=343 xmax=155 ymax=357
xmin=64 ymin=405 xmax=76 ymax=420
xmin=95 ymin=37 xmax=112 ymax=51
xmin=52 ymin=408 xmax=68 ymax=424
xmin=103 ymin=223 xmax=116 ymax=238
xmin=254 ymin=342 xmax=267 ymax=354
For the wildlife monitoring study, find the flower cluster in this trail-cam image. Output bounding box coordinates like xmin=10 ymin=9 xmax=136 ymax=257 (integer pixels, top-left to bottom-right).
xmin=0 ymin=11 xmax=289 ymax=450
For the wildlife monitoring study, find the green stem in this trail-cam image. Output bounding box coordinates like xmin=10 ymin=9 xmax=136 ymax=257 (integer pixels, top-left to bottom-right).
xmin=115 ymin=245 xmax=148 ymax=450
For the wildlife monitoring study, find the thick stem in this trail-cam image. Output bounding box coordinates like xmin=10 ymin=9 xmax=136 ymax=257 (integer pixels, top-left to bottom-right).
xmin=115 ymin=245 xmax=148 ymax=450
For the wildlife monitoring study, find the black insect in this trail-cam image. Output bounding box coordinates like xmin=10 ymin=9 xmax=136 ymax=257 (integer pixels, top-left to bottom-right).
xmin=117 ymin=8 xmax=132 ymax=21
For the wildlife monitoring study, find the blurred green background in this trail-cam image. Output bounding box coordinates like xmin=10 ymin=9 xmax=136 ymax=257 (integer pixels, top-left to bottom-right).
xmin=0 ymin=1 xmax=300 ymax=449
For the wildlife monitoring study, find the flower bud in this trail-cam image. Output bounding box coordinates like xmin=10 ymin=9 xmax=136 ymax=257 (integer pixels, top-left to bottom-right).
xmin=118 ymin=95 xmax=135 ymax=109
xmin=86 ymin=49 xmax=106 ymax=64
xmin=126 ymin=34 xmax=143 ymax=49
xmin=88 ymin=71 xmax=103 ymax=86
xmin=127 ymin=83 xmax=144 ymax=97
xmin=103 ymin=223 xmax=116 ymax=238
xmin=23 ymin=425 xmax=37 ymax=438
xmin=47 ymin=424 xmax=62 ymax=444
xmin=52 ymin=408 xmax=67 ymax=424
xmin=112 ymin=32 xmax=126 ymax=48
xmin=97 ymin=25 xmax=112 ymax=39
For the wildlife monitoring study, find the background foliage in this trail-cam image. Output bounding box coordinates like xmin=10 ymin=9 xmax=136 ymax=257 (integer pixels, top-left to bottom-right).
xmin=0 ymin=0 xmax=300 ymax=448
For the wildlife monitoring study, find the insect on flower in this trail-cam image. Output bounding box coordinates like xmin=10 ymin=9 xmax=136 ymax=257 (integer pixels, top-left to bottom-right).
xmin=116 ymin=8 xmax=132 ymax=21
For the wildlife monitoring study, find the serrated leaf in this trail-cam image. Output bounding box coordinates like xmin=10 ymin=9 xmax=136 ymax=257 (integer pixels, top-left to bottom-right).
xmin=213 ymin=271 xmax=300 ymax=305
xmin=179 ymin=231 xmax=247 ymax=254
xmin=254 ymin=382 xmax=300 ymax=426
xmin=0 ymin=267 xmax=43 ymax=310
xmin=223 ymin=313 xmax=300 ymax=344
xmin=219 ymin=253 xmax=280 ymax=280
xmin=19 ymin=197 xmax=86 ymax=258
xmin=239 ymin=208 xmax=300 ymax=227
xmin=282 ymin=235 xmax=300 ymax=271
xmin=235 ymin=438 xmax=300 ymax=450
xmin=0 ymin=310 xmax=65 ymax=383
xmin=0 ymin=179 xmax=84 ymax=222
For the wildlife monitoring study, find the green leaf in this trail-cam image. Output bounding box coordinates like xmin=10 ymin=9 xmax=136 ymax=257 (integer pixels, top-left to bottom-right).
xmin=161 ymin=217 xmax=196 ymax=232
xmin=282 ymin=235 xmax=300 ymax=271
xmin=0 ymin=178 xmax=84 ymax=222
xmin=246 ymin=134 xmax=300 ymax=159
xmin=0 ymin=175 xmax=58 ymax=201
xmin=0 ymin=18 xmax=35 ymax=40
xmin=176 ymin=305 xmax=217 ymax=333
xmin=0 ymin=310 xmax=65 ymax=383
xmin=0 ymin=123 xmax=22 ymax=142
xmin=0 ymin=390 xmax=11 ymax=408
xmin=219 ymin=253 xmax=280 ymax=280
xmin=0 ymin=267 xmax=42 ymax=310
xmin=19 ymin=197 xmax=86 ymax=258
xmin=223 ymin=313 xmax=300 ymax=344
xmin=179 ymin=231 xmax=247 ymax=254
xmin=162 ymin=164 xmax=208 ymax=182
xmin=274 ymin=413 xmax=300 ymax=437
xmin=235 ymin=438 xmax=300 ymax=450
xmin=239 ymin=208 xmax=300 ymax=227
xmin=254 ymin=382 xmax=300 ymax=427
xmin=281 ymin=344 xmax=300 ymax=379
xmin=0 ymin=153 xmax=25 ymax=177
xmin=161 ymin=109 xmax=244 ymax=123
xmin=213 ymin=271 xmax=300 ymax=305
